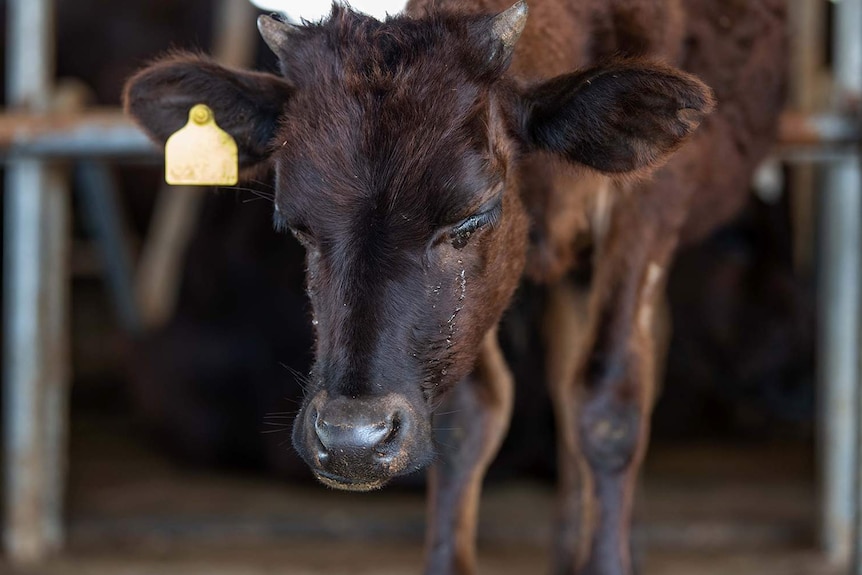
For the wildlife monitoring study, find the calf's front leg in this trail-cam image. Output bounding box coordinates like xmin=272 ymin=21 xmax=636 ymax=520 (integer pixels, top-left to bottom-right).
xmin=551 ymin=187 xmax=681 ymax=575
xmin=545 ymin=278 xmax=592 ymax=573
xmin=424 ymin=329 xmax=515 ymax=575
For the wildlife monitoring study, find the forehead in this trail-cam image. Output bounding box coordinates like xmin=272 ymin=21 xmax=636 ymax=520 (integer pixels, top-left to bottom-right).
xmin=281 ymin=7 xmax=478 ymax=91
xmin=274 ymin=9 xmax=500 ymax=224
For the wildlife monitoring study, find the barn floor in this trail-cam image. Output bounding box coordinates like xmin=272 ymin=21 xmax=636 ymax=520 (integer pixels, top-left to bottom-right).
xmin=0 ymin=545 xmax=844 ymax=575
xmin=0 ymin=415 xmax=841 ymax=575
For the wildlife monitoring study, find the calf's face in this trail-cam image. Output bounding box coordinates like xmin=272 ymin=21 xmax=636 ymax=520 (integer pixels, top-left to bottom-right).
xmin=124 ymin=2 xmax=713 ymax=490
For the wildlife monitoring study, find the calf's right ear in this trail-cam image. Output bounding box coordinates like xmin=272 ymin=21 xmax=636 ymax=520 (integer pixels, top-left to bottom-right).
xmin=123 ymin=53 xmax=293 ymax=169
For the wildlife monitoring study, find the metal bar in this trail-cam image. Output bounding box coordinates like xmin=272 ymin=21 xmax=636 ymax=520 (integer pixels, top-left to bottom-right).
xmin=7 ymin=1 xmax=52 ymax=110
xmin=820 ymin=155 xmax=862 ymax=567
xmin=776 ymin=147 xmax=862 ymax=165
xmin=780 ymin=111 xmax=862 ymax=146
xmin=77 ymin=162 xmax=143 ymax=333
xmin=850 ymin=0 xmax=862 ymax=566
xmin=0 ymin=110 xmax=154 ymax=158
xmin=3 ymin=0 xmax=69 ymax=564
xmin=823 ymin=0 xmax=862 ymax=565
xmin=3 ymin=163 xmax=64 ymax=562
xmin=0 ymin=109 xmax=852 ymax=159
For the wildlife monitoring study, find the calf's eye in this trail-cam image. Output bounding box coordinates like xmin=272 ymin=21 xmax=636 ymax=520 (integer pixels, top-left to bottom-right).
xmin=449 ymin=199 xmax=502 ymax=249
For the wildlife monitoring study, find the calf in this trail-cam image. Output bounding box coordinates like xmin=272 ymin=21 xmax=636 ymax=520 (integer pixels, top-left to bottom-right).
xmin=124 ymin=0 xmax=785 ymax=573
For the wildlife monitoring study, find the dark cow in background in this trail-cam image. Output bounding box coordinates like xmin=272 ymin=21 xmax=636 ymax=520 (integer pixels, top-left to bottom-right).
xmin=125 ymin=1 xmax=786 ymax=574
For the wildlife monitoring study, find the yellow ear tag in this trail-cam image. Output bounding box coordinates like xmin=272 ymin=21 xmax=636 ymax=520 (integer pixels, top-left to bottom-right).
xmin=165 ymin=104 xmax=238 ymax=186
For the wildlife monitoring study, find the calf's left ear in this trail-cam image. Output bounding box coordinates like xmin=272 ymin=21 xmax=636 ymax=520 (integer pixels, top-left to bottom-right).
xmin=123 ymin=52 xmax=293 ymax=169
xmin=520 ymin=60 xmax=716 ymax=173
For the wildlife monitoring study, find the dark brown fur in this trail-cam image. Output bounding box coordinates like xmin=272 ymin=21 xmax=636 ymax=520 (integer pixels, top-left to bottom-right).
xmin=123 ymin=1 xmax=785 ymax=573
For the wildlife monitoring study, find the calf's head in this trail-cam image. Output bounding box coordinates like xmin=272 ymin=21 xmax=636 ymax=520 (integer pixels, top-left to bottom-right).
xmin=124 ymin=1 xmax=713 ymax=491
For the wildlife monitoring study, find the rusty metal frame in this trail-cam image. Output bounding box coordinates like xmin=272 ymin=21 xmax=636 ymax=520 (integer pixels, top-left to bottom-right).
xmin=1 ymin=0 xmax=258 ymax=564
xmin=3 ymin=0 xmax=69 ymax=563
xmin=0 ymin=110 xmax=154 ymax=158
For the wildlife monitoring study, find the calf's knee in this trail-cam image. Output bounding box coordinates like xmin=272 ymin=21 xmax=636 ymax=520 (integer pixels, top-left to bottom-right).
xmin=577 ymin=391 xmax=642 ymax=475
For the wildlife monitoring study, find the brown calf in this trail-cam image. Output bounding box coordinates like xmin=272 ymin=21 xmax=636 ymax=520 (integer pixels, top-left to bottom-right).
xmin=124 ymin=1 xmax=785 ymax=573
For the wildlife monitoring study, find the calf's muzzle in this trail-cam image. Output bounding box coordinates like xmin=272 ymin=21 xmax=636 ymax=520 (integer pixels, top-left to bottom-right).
xmin=295 ymin=392 xmax=430 ymax=491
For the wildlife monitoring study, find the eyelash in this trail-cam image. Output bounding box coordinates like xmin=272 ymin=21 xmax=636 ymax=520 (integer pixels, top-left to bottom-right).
xmin=273 ymin=208 xmax=316 ymax=249
xmin=449 ymin=202 xmax=502 ymax=249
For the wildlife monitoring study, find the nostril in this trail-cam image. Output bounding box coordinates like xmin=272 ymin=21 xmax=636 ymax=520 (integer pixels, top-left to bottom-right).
xmin=383 ymin=412 xmax=401 ymax=444
xmin=313 ymin=411 xmax=333 ymax=451
xmin=374 ymin=412 xmax=403 ymax=460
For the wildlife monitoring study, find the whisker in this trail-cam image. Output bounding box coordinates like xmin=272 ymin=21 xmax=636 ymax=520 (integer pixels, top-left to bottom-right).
xmin=280 ymin=362 xmax=313 ymax=393
xmin=433 ymin=440 xmax=458 ymax=454
xmin=272 ymin=397 xmax=300 ymax=406
xmin=432 ymin=409 xmax=462 ymax=417
xmin=429 ymin=396 xmax=449 ymax=413
xmin=221 ymin=185 xmax=274 ymax=197
xmin=220 ymin=185 xmax=276 ymax=204
xmin=280 ymin=362 xmax=300 ymax=375
xmin=249 ymin=178 xmax=275 ymax=191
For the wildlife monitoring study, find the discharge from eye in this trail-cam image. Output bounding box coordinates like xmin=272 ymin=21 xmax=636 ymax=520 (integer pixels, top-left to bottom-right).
xmin=450 ymin=207 xmax=501 ymax=249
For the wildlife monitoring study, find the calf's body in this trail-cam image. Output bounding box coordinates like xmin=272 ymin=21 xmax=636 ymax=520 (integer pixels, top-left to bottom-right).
xmin=124 ymin=1 xmax=785 ymax=573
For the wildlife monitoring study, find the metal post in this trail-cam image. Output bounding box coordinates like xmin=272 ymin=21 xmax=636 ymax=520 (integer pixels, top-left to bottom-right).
xmin=821 ymin=153 xmax=862 ymax=567
xmin=3 ymin=0 xmax=70 ymax=563
xmin=822 ymin=0 xmax=862 ymax=565
xmin=77 ymin=162 xmax=142 ymax=333
xmin=847 ymin=0 xmax=862 ymax=568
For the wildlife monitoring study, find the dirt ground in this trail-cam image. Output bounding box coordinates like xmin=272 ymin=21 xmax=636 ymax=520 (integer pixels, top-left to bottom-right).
xmin=0 ymin=417 xmax=842 ymax=575
xmin=0 ymin=544 xmax=845 ymax=575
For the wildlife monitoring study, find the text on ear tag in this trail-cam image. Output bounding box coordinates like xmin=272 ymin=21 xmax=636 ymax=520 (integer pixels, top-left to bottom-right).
xmin=165 ymin=104 xmax=238 ymax=186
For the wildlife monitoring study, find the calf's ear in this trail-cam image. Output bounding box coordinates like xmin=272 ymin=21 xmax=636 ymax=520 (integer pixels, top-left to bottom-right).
xmin=520 ymin=60 xmax=715 ymax=173
xmin=123 ymin=53 xmax=293 ymax=169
